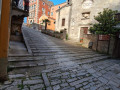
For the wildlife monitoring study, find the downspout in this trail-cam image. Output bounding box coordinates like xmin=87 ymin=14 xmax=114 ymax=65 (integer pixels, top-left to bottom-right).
xmin=68 ymin=3 xmax=72 ymax=38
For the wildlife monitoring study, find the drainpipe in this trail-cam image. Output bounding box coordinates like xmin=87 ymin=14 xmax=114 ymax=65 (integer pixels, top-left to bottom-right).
xmin=68 ymin=3 xmax=72 ymax=38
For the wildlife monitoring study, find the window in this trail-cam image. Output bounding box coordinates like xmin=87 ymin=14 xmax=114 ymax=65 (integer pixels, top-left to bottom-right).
xmin=48 ymin=12 xmax=50 ymax=16
xmin=30 ymin=20 xmax=32 ymax=24
xmin=34 ymin=11 xmax=35 ymax=16
xmin=58 ymin=6 xmax=60 ymax=9
xmin=34 ymin=5 xmax=36 ymax=9
xmin=115 ymin=13 xmax=120 ymax=21
xmin=82 ymin=12 xmax=90 ymax=19
xmin=43 ymin=2 xmax=45 ymax=5
xmin=62 ymin=18 xmax=65 ymax=26
xmin=42 ymin=8 xmax=45 ymax=14
xmin=51 ymin=12 xmax=53 ymax=16
xmin=32 ymin=5 xmax=33 ymax=10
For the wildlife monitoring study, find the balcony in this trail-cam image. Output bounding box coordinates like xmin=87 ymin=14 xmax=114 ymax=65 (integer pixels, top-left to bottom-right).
xmin=12 ymin=0 xmax=29 ymax=17
xmin=10 ymin=0 xmax=29 ymax=41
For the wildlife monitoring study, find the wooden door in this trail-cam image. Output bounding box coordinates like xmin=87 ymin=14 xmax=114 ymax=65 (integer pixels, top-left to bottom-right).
xmin=80 ymin=27 xmax=88 ymax=42
xmin=113 ymin=33 xmax=120 ymax=58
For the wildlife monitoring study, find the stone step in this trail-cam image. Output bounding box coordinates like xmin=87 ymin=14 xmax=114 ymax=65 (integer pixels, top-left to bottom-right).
xmin=33 ymin=51 xmax=96 ymax=56
xmin=32 ymin=49 xmax=92 ymax=53
xmin=8 ymin=53 xmax=103 ymax=63
xmin=42 ymin=58 xmax=111 ymax=73
xmin=8 ymin=54 xmax=32 ymax=57
xmin=8 ymin=55 xmax=109 ymax=69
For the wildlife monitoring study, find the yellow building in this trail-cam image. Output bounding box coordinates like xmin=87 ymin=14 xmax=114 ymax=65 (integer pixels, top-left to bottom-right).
xmin=39 ymin=15 xmax=55 ymax=31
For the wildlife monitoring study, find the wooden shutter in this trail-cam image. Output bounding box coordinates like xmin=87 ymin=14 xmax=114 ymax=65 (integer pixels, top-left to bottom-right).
xmin=62 ymin=18 xmax=65 ymax=26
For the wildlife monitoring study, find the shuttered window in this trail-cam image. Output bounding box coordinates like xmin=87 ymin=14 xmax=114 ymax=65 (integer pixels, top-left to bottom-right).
xmin=62 ymin=18 xmax=65 ymax=26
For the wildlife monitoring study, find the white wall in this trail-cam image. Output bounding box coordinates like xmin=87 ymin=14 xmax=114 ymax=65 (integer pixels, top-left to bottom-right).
xmin=55 ymin=6 xmax=70 ymax=33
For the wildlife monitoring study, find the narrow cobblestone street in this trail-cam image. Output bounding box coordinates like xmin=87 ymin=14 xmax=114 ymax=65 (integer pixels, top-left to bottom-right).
xmin=0 ymin=27 xmax=120 ymax=90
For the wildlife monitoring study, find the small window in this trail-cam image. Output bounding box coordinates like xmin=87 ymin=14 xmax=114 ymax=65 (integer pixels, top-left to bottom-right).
xmin=115 ymin=13 xmax=120 ymax=21
xmin=43 ymin=2 xmax=45 ymax=5
xmin=51 ymin=12 xmax=53 ymax=16
xmin=62 ymin=18 xmax=65 ymax=26
xmin=58 ymin=6 xmax=60 ymax=9
xmin=48 ymin=12 xmax=50 ymax=15
xmin=42 ymin=8 xmax=45 ymax=14
xmin=82 ymin=12 xmax=90 ymax=19
xmin=34 ymin=5 xmax=36 ymax=9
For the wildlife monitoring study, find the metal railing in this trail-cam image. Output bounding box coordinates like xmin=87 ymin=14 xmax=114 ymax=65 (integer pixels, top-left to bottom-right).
xmin=12 ymin=0 xmax=29 ymax=12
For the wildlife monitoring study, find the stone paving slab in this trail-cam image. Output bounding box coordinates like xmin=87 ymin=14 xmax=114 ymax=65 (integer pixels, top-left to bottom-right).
xmin=1 ymin=27 xmax=120 ymax=90
xmin=42 ymin=60 xmax=120 ymax=90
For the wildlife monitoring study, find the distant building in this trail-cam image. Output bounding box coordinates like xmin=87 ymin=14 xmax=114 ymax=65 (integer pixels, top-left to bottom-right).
xmin=27 ymin=0 xmax=53 ymax=24
xmin=50 ymin=2 xmax=66 ymax=19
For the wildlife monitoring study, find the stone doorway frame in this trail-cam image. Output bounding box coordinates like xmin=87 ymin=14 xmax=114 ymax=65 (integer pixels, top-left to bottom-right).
xmin=79 ymin=26 xmax=90 ymax=43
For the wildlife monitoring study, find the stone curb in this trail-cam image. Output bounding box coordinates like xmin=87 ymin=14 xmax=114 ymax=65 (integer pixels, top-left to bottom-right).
xmin=42 ymin=73 xmax=52 ymax=90
xmin=22 ymin=29 xmax=33 ymax=55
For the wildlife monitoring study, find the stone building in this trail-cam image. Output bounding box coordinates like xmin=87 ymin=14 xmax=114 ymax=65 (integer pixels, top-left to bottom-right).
xmin=55 ymin=4 xmax=71 ymax=33
xmin=56 ymin=0 xmax=120 ymax=42
xmin=50 ymin=2 xmax=66 ymax=19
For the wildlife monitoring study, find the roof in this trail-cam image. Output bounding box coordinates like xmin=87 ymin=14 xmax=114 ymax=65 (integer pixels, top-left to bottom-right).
xmin=48 ymin=16 xmax=56 ymax=20
xmin=51 ymin=2 xmax=66 ymax=7
xmin=39 ymin=15 xmax=48 ymax=21
xmin=41 ymin=0 xmax=54 ymax=6
xmin=56 ymin=4 xmax=68 ymax=12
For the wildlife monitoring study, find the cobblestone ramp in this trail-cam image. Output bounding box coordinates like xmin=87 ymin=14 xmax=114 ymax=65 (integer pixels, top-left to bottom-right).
xmin=1 ymin=27 xmax=120 ymax=90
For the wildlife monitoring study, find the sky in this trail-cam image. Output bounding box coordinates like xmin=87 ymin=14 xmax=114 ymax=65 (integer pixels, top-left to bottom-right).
xmin=49 ymin=0 xmax=66 ymax=5
xmin=24 ymin=0 xmax=66 ymax=23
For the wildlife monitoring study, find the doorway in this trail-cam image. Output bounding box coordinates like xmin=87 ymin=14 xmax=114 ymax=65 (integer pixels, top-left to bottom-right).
xmin=113 ymin=33 xmax=120 ymax=58
xmin=80 ymin=27 xmax=88 ymax=42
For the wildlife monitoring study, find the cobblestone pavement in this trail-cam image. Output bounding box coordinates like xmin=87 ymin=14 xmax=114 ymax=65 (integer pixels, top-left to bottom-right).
xmin=0 ymin=27 xmax=120 ymax=90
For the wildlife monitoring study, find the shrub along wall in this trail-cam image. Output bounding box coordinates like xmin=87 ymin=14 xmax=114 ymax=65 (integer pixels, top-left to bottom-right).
xmin=41 ymin=29 xmax=67 ymax=40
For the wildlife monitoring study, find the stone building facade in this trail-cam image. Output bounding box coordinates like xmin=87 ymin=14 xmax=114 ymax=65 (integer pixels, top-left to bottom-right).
xmin=55 ymin=4 xmax=71 ymax=33
xmin=56 ymin=0 xmax=120 ymax=42
xmin=50 ymin=2 xmax=66 ymax=19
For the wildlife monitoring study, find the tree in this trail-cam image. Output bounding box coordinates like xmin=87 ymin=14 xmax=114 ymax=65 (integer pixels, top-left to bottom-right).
xmin=43 ymin=19 xmax=50 ymax=30
xmin=90 ymin=8 xmax=120 ymax=35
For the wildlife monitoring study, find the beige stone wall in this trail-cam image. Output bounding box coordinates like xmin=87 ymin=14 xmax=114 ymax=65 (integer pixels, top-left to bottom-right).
xmin=55 ymin=5 xmax=71 ymax=33
xmin=82 ymin=34 xmax=98 ymax=51
xmin=82 ymin=34 xmax=116 ymax=55
xmin=69 ymin=0 xmax=120 ymax=41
